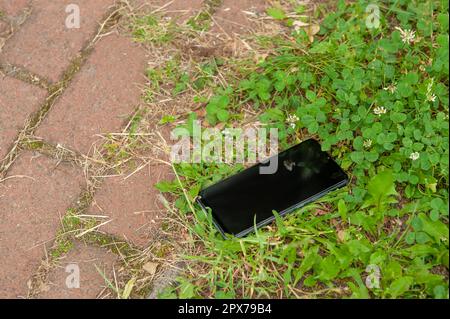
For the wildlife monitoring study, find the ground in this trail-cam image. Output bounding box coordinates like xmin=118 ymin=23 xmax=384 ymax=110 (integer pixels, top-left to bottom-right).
xmin=0 ymin=0 xmax=448 ymax=299
xmin=0 ymin=0 xmax=276 ymax=299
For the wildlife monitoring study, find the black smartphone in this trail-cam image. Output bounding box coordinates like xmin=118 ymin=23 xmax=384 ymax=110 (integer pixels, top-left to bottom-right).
xmin=197 ymin=139 xmax=348 ymax=238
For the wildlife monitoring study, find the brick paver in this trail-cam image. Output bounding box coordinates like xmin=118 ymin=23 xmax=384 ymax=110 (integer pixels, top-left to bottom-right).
xmin=0 ymin=19 xmax=8 ymax=35
xmin=0 ymin=152 xmax=85 ymax=298
xmin=0 ymin=76 xmax=47 ymax=160
xmin=36 ymin=34 xmax=146 ymax=155
xmin=88 ymin=163 xmax=173 ymax=247
xmin=37 ymin=242 xmax=117 ymax=299
xmin=0 ymin=0 xmax=115 ymax=82
xmin=0 ymin=0 xmax=29 ymax=17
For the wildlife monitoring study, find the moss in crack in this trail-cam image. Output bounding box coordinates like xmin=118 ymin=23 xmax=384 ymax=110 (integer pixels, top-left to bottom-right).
xmin=50 ymin=237 xmax=74 ymax=259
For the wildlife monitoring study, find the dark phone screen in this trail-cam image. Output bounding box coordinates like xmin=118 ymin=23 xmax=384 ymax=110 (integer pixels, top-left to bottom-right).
xmin=198 ymin=139 xmax=348 ymax=237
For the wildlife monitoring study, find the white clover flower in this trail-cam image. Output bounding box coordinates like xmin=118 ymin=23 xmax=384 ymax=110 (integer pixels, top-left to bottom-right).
xmin=427 ymin=93 xmax=437 ymax=102
xmin=373 ymin=106 xmax=387 ymax=116
xmin=286 ymin=114 xmax=299 ymax=129
xmin=383 ymin=83 xmax=397 ymax=94
xmin=409 ymin=152 xmax=420 ymax=161
xmin=395 ymin=27 xmax=416 ymax=44
xmin=363 ymin=139 xmax=372 ymax=148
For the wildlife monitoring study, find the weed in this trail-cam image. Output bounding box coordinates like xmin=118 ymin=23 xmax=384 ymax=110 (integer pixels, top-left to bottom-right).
xmin=156 ymin=0 xmax=449 ymax=299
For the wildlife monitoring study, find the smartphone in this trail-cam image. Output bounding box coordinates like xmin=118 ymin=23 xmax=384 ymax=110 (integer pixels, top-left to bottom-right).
xmin=196 ymin=139 xmax=348 ymax=238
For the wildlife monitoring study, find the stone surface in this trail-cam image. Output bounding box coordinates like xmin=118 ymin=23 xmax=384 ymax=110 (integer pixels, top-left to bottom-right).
xmin=0 ymin=19 xmax=9 ymax=35
xmin=88 ymin=163 xmax=173 ymax=247
xmin=0 ymin=76 xmax=46 ymax=161
xmin=0 ymin=0 xmax=29 ymax=16
xmin=35 ymin=34 xmax=146 ymax=155
xmin=37 ymin=242 xmax=117 ymax=299
xmin=0 ymin=152 xmax=85 ymax=298
xmin=213 ymin=0 xmax=266 ymax=35
xmin=0 ymin=0 xmax=115 ymax=82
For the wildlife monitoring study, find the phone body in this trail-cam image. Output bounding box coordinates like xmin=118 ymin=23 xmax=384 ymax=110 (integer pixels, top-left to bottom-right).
xmin=196 ymin=139 xmax=349 ymax=238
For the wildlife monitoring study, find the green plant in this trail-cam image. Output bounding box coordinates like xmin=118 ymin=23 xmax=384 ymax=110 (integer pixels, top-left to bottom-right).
xmin=157 ymin=0 xmax=448 ymax=299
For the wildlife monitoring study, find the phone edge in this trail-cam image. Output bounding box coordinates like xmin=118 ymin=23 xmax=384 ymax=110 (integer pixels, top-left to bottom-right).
xmin=196 ymin=178 xmax=349 ymax=239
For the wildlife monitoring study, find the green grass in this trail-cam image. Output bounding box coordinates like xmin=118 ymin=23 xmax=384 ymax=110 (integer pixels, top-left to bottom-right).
xmin=151 ymin=0 xmax=450 ymax=299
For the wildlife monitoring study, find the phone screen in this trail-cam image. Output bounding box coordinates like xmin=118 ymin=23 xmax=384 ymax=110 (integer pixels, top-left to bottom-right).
xmin=197 ymin=139 xmax=348 ymax=237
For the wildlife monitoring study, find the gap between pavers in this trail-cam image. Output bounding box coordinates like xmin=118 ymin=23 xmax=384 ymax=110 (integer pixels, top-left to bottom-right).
xmin=35 ymin=241 xmax=118 ymax=299
xmin=35 ymin=33 xmax=147 ymax=155
xmin=0 ymin=0 xmax=116 ymax=82
xmin=0 ymin=151 xmax=86 ymax=298
xmin=0 ymin=76 xmax=47 ymax=161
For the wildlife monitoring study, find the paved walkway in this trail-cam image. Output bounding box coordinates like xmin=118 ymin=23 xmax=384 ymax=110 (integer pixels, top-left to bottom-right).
xmin=0 ymin=0 xmax=267 ymax=298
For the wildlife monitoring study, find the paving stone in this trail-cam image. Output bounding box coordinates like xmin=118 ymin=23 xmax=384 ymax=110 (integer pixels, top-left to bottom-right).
xmin=0 ymin=76 xmax=47 ymax=161
xmin=0 ymin=0 xmax=29 ymax=16
xmin=35 ymin=34 xmax=146 ymax=155
xmin=0 ymin=19 xmax=9 ymax=35
xmin=0 ymin=0 xmax=115 ymax=82
xmin=0 ymin=152 xmax=85 ymax=298
xmin=88 ymin=163 xmax=173 ymax=248
xmin=37 ymin=242 xmax=117 ymax=299
xmin=213 ymin=0 xmax=266 ymax=35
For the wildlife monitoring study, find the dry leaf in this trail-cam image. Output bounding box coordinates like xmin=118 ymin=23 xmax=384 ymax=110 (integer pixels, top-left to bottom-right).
xmin=143 ymin=262 xmax=158 ymax=275
xmin=307 ymin=24 xmax=320 ymax=42
xmin=122 ymin=277 xmax=136 ymax=299
xmin=337 ymin=230 xmax=346 ymax=242
xmin=195 ymin=108 xmax=206 ymax=118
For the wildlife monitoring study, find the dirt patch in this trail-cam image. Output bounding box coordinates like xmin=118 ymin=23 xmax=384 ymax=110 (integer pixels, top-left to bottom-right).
xmin=153 ymin=0 xmax=203 ymax=22
xmin=211 ymin=0 xmax=267 ymax=36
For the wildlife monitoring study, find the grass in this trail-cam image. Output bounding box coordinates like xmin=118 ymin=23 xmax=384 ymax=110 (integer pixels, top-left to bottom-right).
xmin=23 ymin=0 xmax=446 ymax=300
xmin=131 ymin=0 xmax=449 ymax=299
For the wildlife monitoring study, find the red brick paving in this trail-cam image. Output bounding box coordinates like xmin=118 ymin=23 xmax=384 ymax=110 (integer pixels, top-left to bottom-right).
xmin=37 ymin=242 xmax=117 ymax=299
xmin=35 ymin=34 xmax=146 ymax=155
xmin=0 ymin=19 xmax=9 ymax=35
xmin=0 ymin=0 xmax=200 ymax=299
xmin=88 ymin=163 xmax=173 ymax=248
xmin=0 ymin=76 xmax=47 ymax=160
xmin=0 ymin=0 xmax=29 ymax=16
xmin=0 ymin=152 xmax=85 ymax=298
xmin=0 ymin=0 xmax=115 ymax=82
